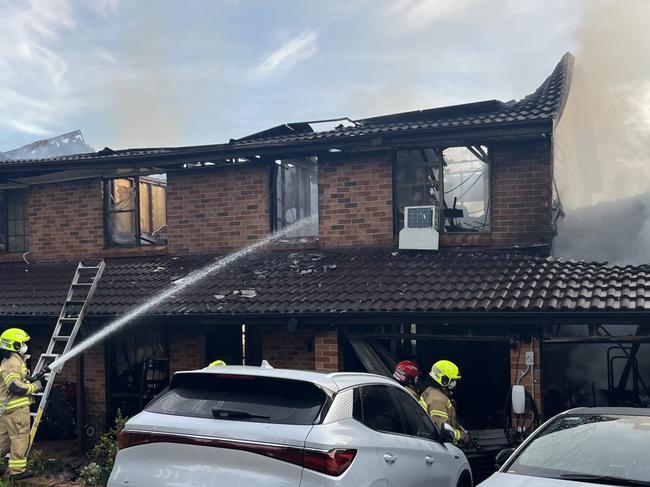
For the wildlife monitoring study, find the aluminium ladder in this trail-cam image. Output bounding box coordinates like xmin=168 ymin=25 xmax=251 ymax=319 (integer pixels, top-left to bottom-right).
xmin=27 ymin=260 xmax=106 ymax=454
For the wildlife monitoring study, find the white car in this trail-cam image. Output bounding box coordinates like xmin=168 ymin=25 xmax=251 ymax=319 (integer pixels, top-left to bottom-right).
xmin=480 ymin=407 xmax=650 ymax=487
xmin=108 ymin=365 xmax=472 ymax=487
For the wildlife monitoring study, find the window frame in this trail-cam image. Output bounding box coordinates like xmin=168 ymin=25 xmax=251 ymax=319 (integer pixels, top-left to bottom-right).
xmin=103 ymin=176 xmax=167 ymax=248
xmin=389 ymin=387 xmax=441 ymax=442
xmin=270 ymin=156 xmax=319 ymax=239
xmin=0 ymin=189 xmax=29 ymax=254
xmin=353 ymin=384 xmax=408 ymax=437
xmin=393 ymin=145 xmax=492 ymax=235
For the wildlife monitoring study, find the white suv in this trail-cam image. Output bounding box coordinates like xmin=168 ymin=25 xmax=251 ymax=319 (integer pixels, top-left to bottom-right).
xmin=108 ymin=366 xmax=472 ymax=487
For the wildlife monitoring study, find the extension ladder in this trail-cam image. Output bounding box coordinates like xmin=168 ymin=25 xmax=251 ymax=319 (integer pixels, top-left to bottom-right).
xmin=27 ymin=261 xmax=106 ymax=453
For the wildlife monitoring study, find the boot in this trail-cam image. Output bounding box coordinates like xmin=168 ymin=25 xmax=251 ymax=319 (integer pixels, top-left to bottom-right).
xmin=11 ymin=469 xmax=34 ymax=481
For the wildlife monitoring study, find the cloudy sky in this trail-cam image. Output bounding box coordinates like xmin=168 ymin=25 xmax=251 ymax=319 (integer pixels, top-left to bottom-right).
xmin=0 ymin=0 xmax=584 ymax=151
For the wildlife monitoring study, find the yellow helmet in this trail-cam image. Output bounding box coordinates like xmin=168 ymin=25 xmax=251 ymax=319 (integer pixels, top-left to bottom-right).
xmin=0 ymin=328 xmax=30 ymax=352
xmin=430 ymin=360 xmax=461 ymax=388
xmin=209 ymin=359 xmax=227 ymax=367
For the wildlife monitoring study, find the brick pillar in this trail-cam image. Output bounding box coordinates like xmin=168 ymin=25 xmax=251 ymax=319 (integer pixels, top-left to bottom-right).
xmin=169 ymin=326 xmax=205 ymax=374
xmin=315 ymin=329 xmax=340 ymax=372
xmin=510 ymin=335 xmax=543 ymax=416
xmin=84 ymin=345 xmax=106 ymax=434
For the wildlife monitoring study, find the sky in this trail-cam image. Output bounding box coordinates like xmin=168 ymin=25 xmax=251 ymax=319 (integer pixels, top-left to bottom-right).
xmin=0 ymin=0 xmax=584 ymax=151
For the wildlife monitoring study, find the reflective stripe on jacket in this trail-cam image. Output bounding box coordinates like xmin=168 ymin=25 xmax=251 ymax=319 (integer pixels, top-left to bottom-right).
xmin=0 ymin=353 xmax=36 ymax=413
xmin=419 ymin=386 xmax=467 ymax=444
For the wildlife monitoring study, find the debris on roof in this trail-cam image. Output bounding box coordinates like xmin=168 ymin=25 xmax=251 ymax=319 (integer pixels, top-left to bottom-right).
xmin=0 ymin=247 xmax=648 ymax=318
xmin=0 ymin=130 xmax=94 ymax=161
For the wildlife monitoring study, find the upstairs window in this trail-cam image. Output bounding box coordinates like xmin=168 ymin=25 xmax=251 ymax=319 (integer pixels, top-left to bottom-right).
xmin=442 ymin=146 xmax=490 ymax=232
xmin=394 ymin=146 xmax=490 ymax=233
xmin=272 ymin=157 xmax=318 ymax=238
xmin=104 ymin=175 xmax=167 ymax=247
xmin=0 ymin=190 xmax=29 ymax=253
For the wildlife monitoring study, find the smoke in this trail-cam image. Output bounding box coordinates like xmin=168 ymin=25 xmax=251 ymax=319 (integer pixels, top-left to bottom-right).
xmin=107 ymin=5 xmax=187 ymax=149
xmin=553 ymin=0 xmax=650 ymax=265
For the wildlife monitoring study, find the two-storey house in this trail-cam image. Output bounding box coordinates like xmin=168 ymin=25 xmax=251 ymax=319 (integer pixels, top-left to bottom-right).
xmin=0 ymin=53 xmax=648 ymax=450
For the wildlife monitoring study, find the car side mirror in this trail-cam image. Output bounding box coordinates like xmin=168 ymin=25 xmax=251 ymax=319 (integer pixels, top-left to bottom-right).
xmin=495 ymin=448 xmax=515 ymax=470
xmin=440 ymin=423 xmax=456 ymax=443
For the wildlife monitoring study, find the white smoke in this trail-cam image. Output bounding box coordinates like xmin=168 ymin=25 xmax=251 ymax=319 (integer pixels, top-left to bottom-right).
xmin=553 ymin=0 xmax=650 ymax=265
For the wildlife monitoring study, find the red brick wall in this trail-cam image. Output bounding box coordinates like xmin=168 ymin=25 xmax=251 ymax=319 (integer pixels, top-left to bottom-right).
xmin=167 ymin=165 xmax=270 ymax=254
xmin=318 ymin=152 xmax=394 ymax=248
xmin=510 ymin=334 xmax=543 ymax=416
xmin=84 ymin=344 xmax=107 ymax=433
xmin=491 ymin=140 xmax=553 ymax=248
xmin=28 ymin=179 xmax=104 ymax=260
xmin=169 ymin=326 xmax=205 ymax=373
xmin=262 ymin=332 xmax=315 ymax=370
xmin=315 ymin=329 xmax=340 ymax=372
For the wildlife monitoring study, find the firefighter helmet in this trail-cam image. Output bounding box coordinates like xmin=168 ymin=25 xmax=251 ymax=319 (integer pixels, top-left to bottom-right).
xmin=430 ymin=360 xmax=461 ymax=388
xmin=209 ymin=359 xmax=227 ymax=367
xmin=0 ymin=328 xmax=31 ymax=352
xmin=393 ymin=360 xmax=422 ymax=385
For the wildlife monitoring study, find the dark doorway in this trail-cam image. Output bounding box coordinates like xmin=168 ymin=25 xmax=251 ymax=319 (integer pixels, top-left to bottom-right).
xmin=106 ymin=326 xmax=169 ymax=425
xmin=204 ymin=324 xmax=243 ymax=366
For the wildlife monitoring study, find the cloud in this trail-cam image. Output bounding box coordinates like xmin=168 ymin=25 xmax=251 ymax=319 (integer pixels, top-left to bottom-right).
xmin=256 ymin=31 xmax=318 ymax=74
xmin=6 ymin=120 xmax=52 ymax=136
xmin=384 ymin=0 xmax=469 ymax=32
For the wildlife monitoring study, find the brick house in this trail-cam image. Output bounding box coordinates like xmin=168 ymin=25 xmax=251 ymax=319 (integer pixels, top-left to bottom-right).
xmin=0 ymin=52 xmax=648 ymax=453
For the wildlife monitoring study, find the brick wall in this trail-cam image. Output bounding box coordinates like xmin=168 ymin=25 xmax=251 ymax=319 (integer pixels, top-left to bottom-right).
xmin=491 ymin=140 xmax=553 ymax=248
xmin=262 ymin=332 xmax=315 ymax=369
xmin=314 ymin=329 xmax=340 ymax=372
xmin=319 ymin=152 xmax=394 ymax=248
xmin=169 ymin=326 xmax=205 ymax=373
xmin=167 ymin=165 xmax=270 ymax=254
xmin=28 ymin=179 xmax=104 ymax=260
xmin=510 ymin=334 xmax=543 ymax=416
xmin=84 ymin=344 xmax=107 ymax=433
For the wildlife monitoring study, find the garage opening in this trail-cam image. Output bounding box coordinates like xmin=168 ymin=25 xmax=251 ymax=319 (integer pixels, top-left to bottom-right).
xmin=342 ymin=324 xmax=510 ymax=429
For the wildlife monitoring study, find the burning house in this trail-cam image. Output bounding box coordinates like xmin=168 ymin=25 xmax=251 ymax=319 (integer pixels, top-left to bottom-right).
xmin=0 ymin=53 xmax=648 ymax=462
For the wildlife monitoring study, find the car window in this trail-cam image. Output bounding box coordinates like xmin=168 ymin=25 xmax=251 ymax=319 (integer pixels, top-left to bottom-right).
xmin=391 ymin=387 xmax=439 ymax=441
xmin=147 ymin=373 xmax=326 ymax=425
xmin=356 ymin=385 xmax=406 ymax=435
xmin=507 ymin=414 xmax=650 ymax=483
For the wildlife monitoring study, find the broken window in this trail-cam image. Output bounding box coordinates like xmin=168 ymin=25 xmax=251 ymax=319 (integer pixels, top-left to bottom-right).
xmin=0 ymin=190 xmax=29 ymax=253
xmin=273 ymin=157 xmax=318 ymax=238
xmin=442 ymin=146 xmax=490 ymax=232
xmin=104 ymin=174 xmax=167 ymax=247
xmin=394 ymin=149 xmax=443 ymax=232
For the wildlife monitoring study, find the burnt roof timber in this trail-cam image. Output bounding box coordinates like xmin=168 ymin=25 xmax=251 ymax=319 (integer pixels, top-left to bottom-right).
xmin=0 ymin=118 xmax=553 ymax=177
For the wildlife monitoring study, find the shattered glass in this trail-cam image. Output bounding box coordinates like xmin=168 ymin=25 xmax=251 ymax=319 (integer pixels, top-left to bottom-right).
xmin=274 ymin=157 xmax=318 ymax=238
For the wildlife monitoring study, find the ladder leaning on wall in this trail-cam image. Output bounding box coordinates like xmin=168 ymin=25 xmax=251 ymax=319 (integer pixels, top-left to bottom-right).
xmin=27 ymin=260 xmax=106 ymax=455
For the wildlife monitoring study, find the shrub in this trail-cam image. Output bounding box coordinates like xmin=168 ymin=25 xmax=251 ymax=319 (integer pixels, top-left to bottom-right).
xmin=78 ymin=462 xmax=102 ymax=485
xmin=89 ymin=411 xmax=127 ymax=474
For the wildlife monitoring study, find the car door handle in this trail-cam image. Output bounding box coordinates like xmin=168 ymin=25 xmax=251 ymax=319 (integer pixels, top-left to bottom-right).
xmin=424 ymin=455 xmax=435 ymax=465
xmin=383 ymin=453 xmax=397 ymax=464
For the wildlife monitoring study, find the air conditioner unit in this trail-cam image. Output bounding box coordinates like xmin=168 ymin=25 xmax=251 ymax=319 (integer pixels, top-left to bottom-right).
xmin=399 ymin=206 xmax=439 ymax=250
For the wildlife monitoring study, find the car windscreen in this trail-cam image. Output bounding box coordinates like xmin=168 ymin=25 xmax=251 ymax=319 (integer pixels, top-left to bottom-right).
xmin=146 ymin=373 xmax=327 ymax=425
xmin=507 ymin=414 xmax=650 ymax=484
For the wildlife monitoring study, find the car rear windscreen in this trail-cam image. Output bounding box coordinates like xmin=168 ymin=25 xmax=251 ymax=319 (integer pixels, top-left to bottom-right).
xmin=147 ymin=373 xmax=327 ymax=425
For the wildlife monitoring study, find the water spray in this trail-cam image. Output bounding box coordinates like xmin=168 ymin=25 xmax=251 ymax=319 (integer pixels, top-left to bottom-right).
xmin=48 ymin=218 xmax=312 ymax=371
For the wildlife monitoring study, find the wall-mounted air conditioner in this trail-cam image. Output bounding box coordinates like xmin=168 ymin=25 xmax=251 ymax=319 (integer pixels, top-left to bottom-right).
xmin=399 ymin=206 xmax=439 ymax=250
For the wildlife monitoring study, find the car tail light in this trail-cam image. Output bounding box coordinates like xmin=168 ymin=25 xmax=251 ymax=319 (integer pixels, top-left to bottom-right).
xmin=303 ymin=449 xmax=357 ymax=477
xmin=117 ymin=430 xmax=355 ymax=477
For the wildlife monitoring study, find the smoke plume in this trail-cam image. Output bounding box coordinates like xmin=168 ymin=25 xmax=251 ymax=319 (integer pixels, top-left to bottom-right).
xmin=553 ymin=0 xmax=650 ymax=265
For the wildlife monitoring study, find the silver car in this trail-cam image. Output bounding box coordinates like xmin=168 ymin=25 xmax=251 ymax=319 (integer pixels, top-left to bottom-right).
xmin=480 ymin=407 xmax=650 ymax=487
xmin=108 ymin=365 xmax=472 ymax=487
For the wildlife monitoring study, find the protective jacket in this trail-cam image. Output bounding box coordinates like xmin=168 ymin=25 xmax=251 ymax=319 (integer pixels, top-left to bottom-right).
xmin=419 ymin=385 xmax=467 ymax=444
xmin=0 ymin=352 xmax=40 ymax=474
xmin=0 ymin=353 xmax=38 ymax=414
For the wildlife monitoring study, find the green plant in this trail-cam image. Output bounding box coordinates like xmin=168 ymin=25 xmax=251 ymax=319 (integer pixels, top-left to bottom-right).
xmin=0 ymin=479 xmax=12 ymax=487
xmin=29 ymin=448 xmax=47 ymax=477
xmin=89 ymin=410 xmax=127 ymax=473
xmin=78 ymin=462 xmax=103 ymax=485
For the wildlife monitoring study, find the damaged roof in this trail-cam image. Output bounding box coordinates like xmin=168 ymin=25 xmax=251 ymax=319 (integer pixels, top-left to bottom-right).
xmin=0 ymin=53 xmax=574 ymax=171
xmin=0 ymin=247 xmax=648 ymax=319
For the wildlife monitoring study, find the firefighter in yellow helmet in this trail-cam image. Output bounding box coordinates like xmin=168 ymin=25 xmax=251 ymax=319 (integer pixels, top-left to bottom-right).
xmin=209 ymin=360 xmax=226 ymax=367
xmin=0 ymin=328 xmax=42 ymax=479
xmin=419 ymin=360 xmax=468 ymax=445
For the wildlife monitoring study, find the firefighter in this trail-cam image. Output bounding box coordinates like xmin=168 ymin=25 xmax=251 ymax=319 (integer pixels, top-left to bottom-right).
xmin=419 ymin=359 xmax=468 ymax=445
xmin=0 ymin=328 xmax=42 ymax=479
xmin=392 ymin=360 xmax=423 ymax=399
